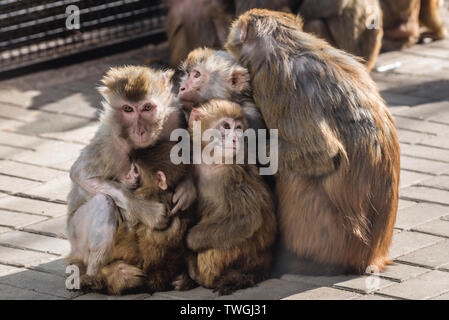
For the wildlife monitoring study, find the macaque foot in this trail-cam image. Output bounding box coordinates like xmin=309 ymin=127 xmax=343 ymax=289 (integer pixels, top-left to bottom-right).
xmin=80 ymin=274 xmax=105 ymax=293
xmin=172 ymin=273 xmax=197 ymax=291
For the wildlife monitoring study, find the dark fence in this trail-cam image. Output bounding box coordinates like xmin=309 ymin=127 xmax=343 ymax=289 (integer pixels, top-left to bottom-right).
xmin=0 ymin=0 xmax=167 ymax=74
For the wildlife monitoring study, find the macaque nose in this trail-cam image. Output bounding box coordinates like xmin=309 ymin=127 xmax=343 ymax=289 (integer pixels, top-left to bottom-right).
xmin=180 ymin=86 xmax=186 ymax=91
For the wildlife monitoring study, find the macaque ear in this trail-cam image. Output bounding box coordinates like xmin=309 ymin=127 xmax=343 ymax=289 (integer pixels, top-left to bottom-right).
xmin=156 ymin=171 xmax=168 ymax=190
xmin=238 ymin=21 xmax=248 ymax=43
xmin=229 ymin=68 xmax=250 ymax=92
xmin=188 ymin=108 xmax=205 ymax=128
xmin=162 ymin=69 xmax=175 ymax=87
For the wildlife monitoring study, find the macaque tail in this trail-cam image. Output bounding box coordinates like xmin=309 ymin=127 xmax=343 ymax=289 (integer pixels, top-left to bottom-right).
xmin=214 ymin=269 xmax=266 ymax=296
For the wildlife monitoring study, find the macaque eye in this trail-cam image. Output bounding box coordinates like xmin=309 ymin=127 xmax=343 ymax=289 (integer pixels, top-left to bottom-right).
xmin=236 ymin=125 xmax=242 ymax=130
xmin=223 ymin=122 xmax=230 ymax=130
xmin=194 ymin=71 xmax=201 ymax=78
xmin=143 ymin=104 xmax=154 ymax=112
xmin=123 ymin=105 xmax=133 ymax=113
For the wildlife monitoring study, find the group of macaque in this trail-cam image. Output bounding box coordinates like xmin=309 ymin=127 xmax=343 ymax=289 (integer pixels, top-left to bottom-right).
xmin=165 ymin=0 xmax=447 ymax=71
xmin=66 ymin=9 xmax=400 ymax=296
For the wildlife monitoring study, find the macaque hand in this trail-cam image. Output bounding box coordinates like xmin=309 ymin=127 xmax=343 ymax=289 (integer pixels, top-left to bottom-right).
xmin=171 ymin=176 xmax=197 ymax=214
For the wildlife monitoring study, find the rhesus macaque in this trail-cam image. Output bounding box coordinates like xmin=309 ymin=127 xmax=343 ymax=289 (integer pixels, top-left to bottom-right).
xmin=185 ymin=99 xmax=276 ymax=295
xmin=381 ymin=0 xmax=447 ymax=51
xmin=226 ymin=10 xmax=400 ymax=274
xmin=297 ymin=0 xmax=383 ymax=71
xmin=66 ymin=66 xmax=196 ymax=278
xmin=79 ymin=142 xmax=195 ymax=295
xmin=235 ymin=0 xmax=291 ymax=15
xmin=178 ymin=48 xmax=266 ymax=131
xmin=164 ymin=0 xmax=235 ymax=67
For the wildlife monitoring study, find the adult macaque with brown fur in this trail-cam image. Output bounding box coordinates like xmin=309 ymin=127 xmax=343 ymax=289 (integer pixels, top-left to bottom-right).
xmin=66 ymin=66 xmax=196 ymax=278
xmin=78 ymin=142 xmax=195 ymax=295
xmin=178 ymin=48 xmax=266 ymax=131
xmin=226 ymin=9 xmax=400 ymax=275
xmin=184 ymin=99 xmax=276 ymax=295
xmin=381 ymin=0 xmax=447 ymax=51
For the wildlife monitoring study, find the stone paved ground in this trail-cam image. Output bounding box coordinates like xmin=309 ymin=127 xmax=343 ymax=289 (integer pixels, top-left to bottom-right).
xmin=1 ymin=17 xmax=449 ymax=301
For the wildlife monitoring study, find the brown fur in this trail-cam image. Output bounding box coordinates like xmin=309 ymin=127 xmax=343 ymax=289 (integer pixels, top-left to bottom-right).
xmin=186 ymin=100 xmax=276 ymax=295
xmin=226 ymin=9 xmax=400 ymax=275
xmin=78 ymin=142 xmax=194 ymax=295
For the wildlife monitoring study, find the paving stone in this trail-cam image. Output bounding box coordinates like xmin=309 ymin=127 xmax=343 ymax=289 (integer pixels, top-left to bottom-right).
xmin=0 ymin=196 xmax=66 ymax=217
xmin=377 ymin=263 xmax=430 ymax=282
xmin=0 ymin=246 xmax=57 ymax=267
xmin=154 ymin=286 xmax=218 ymax=300
xmin=0 ymin=263 xmax=23 ymax=276
xmin=0 ymin=283 xmax=61 ymax=300
xmin=432 ymin=292 xmax=449 ymax=300
xmin=400 ymin=186 xmax=449 ymax=206
xmin=75 ymin=293 xmax=150 ymax=300
xmin=0 ymin=268 xmax=80 ymax=299
xmin=397 ymin=129 xmax=433 ymax=144
xmin=0 ymin=131 xmax=46 ymax=151
xmin=389 ymin=231 xmax=444 ymax=259
xmin=419 ymin=175 xmax=449 ymax=190
xmin=394 ymin=116 xmax=449 ymax=135
xmin=0 ymin=231 xmax=69 ymax=256
xmin=38 ymin=93 xmax=97 ymax=119
xmin=29 ymin=258 xmax=68 ymax=277
xmin=401 ymin=144 xmax=449 ymax=162
xmin=399 ymin=169 xmax=433 ymax=188
xmin=400 ymin=156 xmax=449 ymax=175
xmin=397 ymin=240 xmax=449 ymax=269
xmin=413 ymin=218 xmax=449 ymax=238
xmin=0 ymin=227 xmax=11 ymax=234
xmin=282 ymin=287 xmax=358 ymax=300
xmin=404 ymin=44 xmax=449 ymax=60
xmin=216 ymin=279 xmax=316 ymax=300
xmin=381 ymin=92 xmax=431 ymax=106
xmin=0 ymin=119 xmax=24 ymax=130
xmin=395 ymin=101 xmax=449 ymax=124
xmin=352 ymin=294 xmax=398 ymax=300
xmin=378 ymin=270 xmax=449 ymax=299
xmin=9 ymin=140 xmax=84 ymax=171
xmin=419 ymin=135 xmax=449 ymax=151
xmin=0 ymin=209 xmax=47 ymax=228
xmin=0 ymin=145 xmax=24 ymax=158
xmin=395 ymin=203 xmax=449 ymax=230
xmin=0 ymin=160 xmax=64 ymax=182
xmin=23 ymin=216 xmax=67 ymax=239
xmin=22 ymin=175 xmax=71 ymax=203
xmin=0 ymin=174 xmax=42 ymax=194
xmin=40 ymin=122 xmax=98 ymax=145
xmin=398 ymin=199 xmax=418 ymax=210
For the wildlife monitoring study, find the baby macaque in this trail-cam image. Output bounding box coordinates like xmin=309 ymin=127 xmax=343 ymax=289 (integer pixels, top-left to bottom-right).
xmin=184 ymin=99 xmax=276 ymax=295
xmin=79 ymin=142 xmax=195 ymax=295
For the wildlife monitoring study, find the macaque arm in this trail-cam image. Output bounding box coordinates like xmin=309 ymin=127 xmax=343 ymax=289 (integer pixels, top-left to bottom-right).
xmin=300 ymin=0 xmax=349 ymax=19
xmin=171 ymin=169 xmax=197 ymax=214
xmin=187 ymin=187 xmax=263 ymax=251
xmin=243 ymin=105 xmax=267 ymax=130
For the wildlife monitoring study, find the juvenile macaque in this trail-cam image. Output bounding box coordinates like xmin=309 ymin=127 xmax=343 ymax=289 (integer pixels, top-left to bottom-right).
xmin=178 ymin=48 xmax=266 ymax=131
xmin=185 ymin=99 xmax=276 ymax=295
xmin=226 ymin=10 xmax=400 ymax=274
xmin=66 ymin=66 xmax=196 ymax=279
xmin=79 ymin=142 xmax=195 ymax=294
xmin=381 ymin=0 xmax=447 ymax=50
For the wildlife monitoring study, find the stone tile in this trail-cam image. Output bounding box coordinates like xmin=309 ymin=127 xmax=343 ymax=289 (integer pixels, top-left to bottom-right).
xmin=0 ymin=160 xmax=65 ymax=182
xmin=282 ymin=287 xmax=358 ymax=300
xmin=9 ymin=140 xmax=84 ymax=171
xmin=420 ymin=176 xmax=449 ymax=190
xmin=400 ymin=186 xmax=449 ymax=206
xmin=397 ymin=129 xmax=433 ymax=144
xmin=389 ymin=231 xmax=444 ymax=259
xmin=22 ymin=175 xmax=71 ymax=203
xmin=0 ymin=145 xmax=25 ymax=159
xmin=0 ymin=209 xmax=47 ymax=228
xmin=0 ymin=131 xmax=45 ymax=151
xmin=0 ymin=119 xmax=24 ymax=130
xmin=23 ymin=216 xmax=67 ymax=239
xmin=393 ymin=116 xmax=449 ymax=135
xmin=401 ymin=144 xmax=449 ymax=162
xmin=395 ymin=203 xmax=449 ymax=230
xmin=404 ymin=44 xmax=449 ymax=60
xmin=0 ymin=263 xmax=23 ymax=276
xmin=378 ymin=270 xmax=449 ymax=299
xmin=0 ymin=196 xmax=66 ymax=217
xmin=0 ymin=227 xmax=10 ymax=234
xmin=75 ymin=293 xmax=150 ymax=300
xmin=413 ymin=218 xmax=449 ymax=238
xmin=395 ymin=101 xmax=449 ymax=124
xmin=0 ymin=268 xmax=80 ymax=299
xmin=0 ymin=175 xmax=42 ymax=194
xmin=432 ymin=292 xmax=449 ymax=300
xmin=353 ymin=294 xmax=398 ymax=300
xmin=420 ymin=135 xmax=449 ymax=151
xmin=40 ymin=122 xmax=98 ymax=145
xmin=400 ymin=156 xmax=449 ymax=175
xmin=29 ymin=258 xmax=67 ymax=277
xmin=0 ymin=231 xmax=69 ymax=256
xmin=332 ymin=276 xmax=396 ymax=294
xmin=399 ymin=169 xmax=433 ymax=188
xmin=397 ymin=240 xmax=449 ymax=269
xmin=216 ymin=279 xmax=316 ymax=300
xmin=0 ymin=283 xmax=61 ymax=300
xmin=38 ymin=93 xmax=97 ymax=119
xmin=377 ymin=263 xmax=430 ymax=283
xmin=381 ymin=92 xmax=431 ymax=107
xmin=398 ymin=199 xmax=418 ymax=210
xmin=155 ymin=286 xmax=218 ymax=300
xmin=0 ymin=246 xmax=56 ymax=267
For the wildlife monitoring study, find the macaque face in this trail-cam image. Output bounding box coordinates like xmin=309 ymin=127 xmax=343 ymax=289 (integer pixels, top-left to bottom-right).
xmin=213 ymin=117 xmax=244 ymax=157
xmin=119 ymin=100 xmax=159 ymax=148
xmin=178 ymin=67 xmax=209 ymax=109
